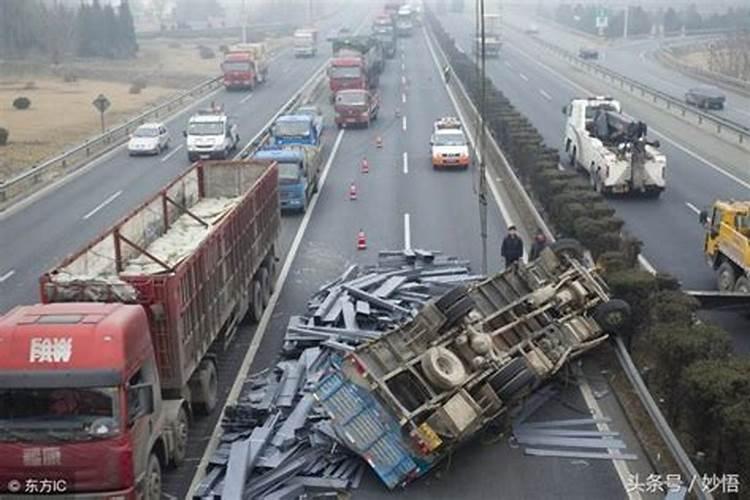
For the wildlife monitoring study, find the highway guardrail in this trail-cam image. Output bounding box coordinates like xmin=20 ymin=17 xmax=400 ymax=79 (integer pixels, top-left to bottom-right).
xmin=520 ymin=29 xmax=750 ymax=153
xmin=0 ymin=75 xmax=223 ymax=209
xmin=426 ymin=21 xmax=712 ymax=500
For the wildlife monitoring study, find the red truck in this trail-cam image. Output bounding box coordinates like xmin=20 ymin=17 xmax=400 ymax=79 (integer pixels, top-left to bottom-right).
xmin=0 ymin=159 xmax=280 ymax=499
xmin=335 ymin=88 xmax=379 ymax=128
xmin=328 ymin=36 xmax=383 ymax=100
xmin=221 ymin=43 xmax=269 ymax=90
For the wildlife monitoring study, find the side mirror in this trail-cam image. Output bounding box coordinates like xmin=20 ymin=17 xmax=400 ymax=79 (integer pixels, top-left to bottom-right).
xmin=699 ymin=210 xmax=709 ymax=225
xmin=561 ymin=106 xmax=567 ymax=115
xmin=182 ymin=130 xmax=187 ymax=138
xmin=127 ymin=383 xmax=154 ymax=425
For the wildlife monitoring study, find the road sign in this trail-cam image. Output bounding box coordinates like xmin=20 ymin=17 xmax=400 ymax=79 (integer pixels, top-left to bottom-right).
xmin=596 ymin=7 xmax=609 ymax=29
xmin=92 ymin=94 xmax=110 ymax=113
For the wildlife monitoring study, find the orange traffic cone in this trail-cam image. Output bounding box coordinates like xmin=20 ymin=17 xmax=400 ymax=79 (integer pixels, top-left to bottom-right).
xmin=349 ymin=182 xmax=357 ymax=200
xmin=361 ymin=157 xmax=369 ymax=173
xmin=375 ymin=136 xmax=383 ymax=148
xmin=357 ymin=230 xmax=367 ymax=250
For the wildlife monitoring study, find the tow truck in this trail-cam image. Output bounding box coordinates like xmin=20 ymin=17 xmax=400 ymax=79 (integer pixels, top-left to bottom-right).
xmin=430 ymin=117 xmax=470 ymax=169
xmin=699 ymin=200 xmax=750 ymax=292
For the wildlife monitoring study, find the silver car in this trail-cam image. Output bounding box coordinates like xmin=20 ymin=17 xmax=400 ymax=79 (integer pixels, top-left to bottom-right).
xmin=128 ymin=123 xmax=171 ymax=156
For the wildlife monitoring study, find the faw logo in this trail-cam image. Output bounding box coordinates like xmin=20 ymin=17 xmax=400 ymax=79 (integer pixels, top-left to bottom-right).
xmin=29 ymin=337 xmax=73 ymax=363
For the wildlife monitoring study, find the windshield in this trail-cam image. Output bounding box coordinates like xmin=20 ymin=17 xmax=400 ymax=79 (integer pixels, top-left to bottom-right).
xmin=275 ymin=121 xmax=311 ymax=137
xmin=188 ymin=121 xmax=224 ymax=136
xmin=586 ymin=104 xmax=617 ymax=120
xmin=133 ymin=127 xmax=158 ymax=138
xmin=0 ymin=387 xmax=120 ymax=442
xmin=434 ymin=132 xmax=466 ymax=146
xmin=336 ymin=92 xmax=367 ymax=106
xmin=223 ymin=61 xmax=251 ymax=72
xmin=331 ymin=66 xmax=361 ymax=79
xmin=279 ymin=162 xmax=301 ymax=182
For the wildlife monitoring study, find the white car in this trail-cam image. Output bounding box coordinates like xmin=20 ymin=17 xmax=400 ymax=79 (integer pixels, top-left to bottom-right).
xmin=128 ymin=123 xmax=170 ymax=156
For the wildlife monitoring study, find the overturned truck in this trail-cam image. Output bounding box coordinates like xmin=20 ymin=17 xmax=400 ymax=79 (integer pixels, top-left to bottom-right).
xmin=314 ymin=243 xmax=629 ymax=489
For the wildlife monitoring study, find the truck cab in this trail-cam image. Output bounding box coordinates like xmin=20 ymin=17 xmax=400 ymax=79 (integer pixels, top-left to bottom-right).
xmin=253 ymin=146 xmax=319 ymax=214
xmin=334 ymin=89 xmax=379 ymax=128
xmin=700 ymin=200 xmax=750 ymax=292
xmin=272 ymin=114 xmax=319 ymax=147
xmin=430 ymin=117 xmax=470 ymax=169
xmin=221 ymin=43 xmax=268 ymax=90
xmin=0 ymin=303 xmax=182 ymax=499
xmin=184 ymin=110 xmax=239 ymax=161
xmin=396 ymin=5 xmax=414 ymax=36
xmin=293 ymin=29 xmax=318 ymax=58
xmin=373 ymin=17 xmax=397 ymax=58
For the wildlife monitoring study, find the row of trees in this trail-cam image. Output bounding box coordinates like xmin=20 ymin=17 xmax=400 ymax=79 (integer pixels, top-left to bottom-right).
xmin=0 ymin=0 xmax=137 ymax=61
xmin=550 ymin=3 xmax=750 ymax=38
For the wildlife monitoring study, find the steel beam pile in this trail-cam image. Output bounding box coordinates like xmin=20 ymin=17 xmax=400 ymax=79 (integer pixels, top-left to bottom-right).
xmin=194 ymin=249 xmax=482 ymax=499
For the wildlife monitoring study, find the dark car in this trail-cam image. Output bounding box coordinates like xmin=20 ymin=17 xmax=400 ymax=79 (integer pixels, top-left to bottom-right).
xmin=578 ymin=48 xmax=599 ymax=60
xmin=685 ymin=85 xmax=726 ymax=110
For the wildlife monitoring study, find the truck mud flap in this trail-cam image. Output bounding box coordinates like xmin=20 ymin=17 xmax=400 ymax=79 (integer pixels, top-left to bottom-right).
xmin=315 ymin=370 xmax=420 ymax=489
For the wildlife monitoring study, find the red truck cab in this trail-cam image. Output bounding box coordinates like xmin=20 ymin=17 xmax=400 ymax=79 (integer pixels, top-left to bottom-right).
xmin=328 ymin=57 xmax=366 ymax=97
xmin=222 ymin=52 xmax=266 ymax=90
xmin=335 ymin=89 xmax=379 ymax=128
xmin=0 ymin=302 xmax=175 ymax=499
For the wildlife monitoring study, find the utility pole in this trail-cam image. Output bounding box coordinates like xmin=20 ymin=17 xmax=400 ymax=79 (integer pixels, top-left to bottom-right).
xmin=307 ymin=0 xmax=313 ymax=26
xmin=623 ymin=5 xmax=629 ymax=40
xmin=478 ymin=0 xmax=488 ymax=275
xmin=241 ymin=0 xmax=247 ymax=43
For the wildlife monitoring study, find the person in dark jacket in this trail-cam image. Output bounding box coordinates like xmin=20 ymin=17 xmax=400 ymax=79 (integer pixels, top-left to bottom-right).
xmin=501 ymin=225 xmax=524 ymax=268
xmin=529 ymin=229 xmax=548 ymax=261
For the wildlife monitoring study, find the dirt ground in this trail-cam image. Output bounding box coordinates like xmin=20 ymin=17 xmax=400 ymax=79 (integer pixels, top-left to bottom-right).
xmin=680 ymin=48 xmax=748 ymax=82
xmin=0 ymin=78 xmax=174 ymax=181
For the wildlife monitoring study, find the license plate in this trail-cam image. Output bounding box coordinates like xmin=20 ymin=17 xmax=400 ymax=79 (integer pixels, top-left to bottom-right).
xmin=346 ymin=118 xmax=357 ymax=123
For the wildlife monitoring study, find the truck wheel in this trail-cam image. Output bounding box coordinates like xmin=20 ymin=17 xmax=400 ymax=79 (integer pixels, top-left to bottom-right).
xmin=144 ymin=453 xmax=162 ymax=500
xmin=250 ymin=279 xmax=264 ymax=322
xmin=421 ymin=347 xmax=466 ymax=390
xmin=717 ymin=261 xmax=736 ymax=292
xmin=266 ymin=256 xmax=277 ymax=293
xmin=735 ymin=277 xmax=750 ymax=293
xmin=489 ymin=358 xmax=528 ymax=391
xmin=193 ymin=360 xmax=218 ymax=415
xmin=594 ymin=299 xmax=631 ymax=333
xmin=568 ymin=147 xmax=576 ymax=168
xmin=435 ymin=285 xmax=468 ymax=312
xmin=170 ymin=407 xmax=189 ymax=468
xmin=496 ymin=368 xmax=536 ymax=401
xmin=260 ymin=268 xmax=271 ymax=307
xmin=299 ymin=194 xmax=308 ymax=214
xmin=443 ymin=295 xmax=475 ymax=329
xmin=549 ymin=238 xmax=584 ymax=262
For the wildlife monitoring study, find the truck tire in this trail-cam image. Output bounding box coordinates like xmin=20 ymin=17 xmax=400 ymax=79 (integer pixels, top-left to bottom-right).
xmin=435 ymin=285 xmax=468 ymax=312
xmin=489 ymin=358 xmax=528 ymax=391
xmin=734 ymin=276 xmax=750 ymax=293
xmin=260 ymin=268 xmax=271 ymax=307
xmin=443 ymin=295 xmax=475 ymax=329
xmin=421 ymin=347 xmax=466 ymax=390
xmin=170 ymin=407 xmax=189 ymax=468
xmin=144 ymin=453 xmax=162 ymax=500
xmin=717 ymin=261 xmax=736 ymax=292
xmin=193 ymin=360 xmax=218 ymax=415
xmin=266 ymin=256 xmax=277 ymax=293
xmin=593 ymin=299 xmax=631 ymax=333
xmin=250 ymin=279 xmax=264 ymax=322
xmin=568 ymin=147 xmax=576 ymax=168
xmin=549 ymin=238 xmax=584 ymax=262
xmin=497 ymin=368 xmax=536 ymax=401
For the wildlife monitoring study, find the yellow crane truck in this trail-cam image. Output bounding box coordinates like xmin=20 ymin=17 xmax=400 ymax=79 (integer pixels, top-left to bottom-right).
xmin=700 ymin=200 xmax=750 ymax=293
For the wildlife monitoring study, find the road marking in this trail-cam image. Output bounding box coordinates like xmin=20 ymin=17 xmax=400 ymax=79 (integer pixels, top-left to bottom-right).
xmin=187 ymin=128 xmax=346 ymax=499
xmin=402 ymin=93 xmax=406 ymax=104
xmin=0 ymin=270 xmax=15 ymax=283
xmin=240 ymin=92 xmax=254 ymax=104
xmin=685 ymin=202 xmax=701 ymax=215
xmin=539 ymin=89 xmax=552 ymax=101
xmin=161 ymin=143 xmax=184 ymax=162
xmin=505 ymin=61 xmax=513 ymax=69
xmin=404 ymin=213 xmax=411 ymax=250
xmin=403 ymin=151 xmax=409 ymax=174
xmin=82 ymin=190 xmax=122 ymax=220
xmin=519 ymin=73 xmax=529 ymax=82
xmin=402 ymin=62 xmax=405 ymax=72
xmin=402 ymin=75 xmax=407 ymax=85
xmin=402 ymin=115 xmax=407 ymax=131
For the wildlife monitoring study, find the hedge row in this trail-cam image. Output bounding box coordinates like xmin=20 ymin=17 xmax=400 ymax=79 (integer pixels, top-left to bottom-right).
xmin=425 ymin=8 xmax=750 ymax=487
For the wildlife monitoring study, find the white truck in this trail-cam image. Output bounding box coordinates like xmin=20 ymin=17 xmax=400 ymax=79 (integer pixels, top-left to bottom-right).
xmin=293 ymin=28 xmax=318 ymax=57
xmin=184 ymin=109 xmax=240 ymax=162
xmin=474 ymin=14 xmax=502 ymax=58
xmin=562 ymin=97 xmax=666 ymax=197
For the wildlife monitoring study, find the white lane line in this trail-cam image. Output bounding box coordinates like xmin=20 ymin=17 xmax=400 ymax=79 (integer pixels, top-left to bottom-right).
xmin=403 ymin=152 xmax=409 ymax=174
xmin=505 ymin=61 xmax=513 ymax=69
xmin=685 ymin=202 xmax=701 ymax=214
xmin=402 ymin=115 xmax=407 ymax=131
xmin=188 ymin=129 xmax=346 ymax=497
xmin=402 ymin=93 xmax=406 ymax=104
xmin=404 ymin=213 xmax=411 ymax=250
xmin=401 ymin=62 xmax=405 ymax=72
xmin=402 ymin=75 xmax=407 ymax=85
xmin=539 ymin=89 xmax=552 ymax=101
xmin=519 ymin=73 xmax=529 ymax=82
xmin=161 ymin=143 xmax=184 ymax=162
xmin=0 ymin=270 xmax=15 ymax=283
xmin=240 ymin=92 xmax=254 ymax=104
xmin=82 ymin=190 xmax=122 ymax=220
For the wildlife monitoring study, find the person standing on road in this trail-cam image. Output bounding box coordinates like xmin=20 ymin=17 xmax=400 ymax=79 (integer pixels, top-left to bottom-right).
xmin=529 ymin=229 xmax=548 ymax=261
xmin=443 ymin=64 xmax=451 ymax=83
xmin=501 ymin=225 xmax=524 ymax=268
